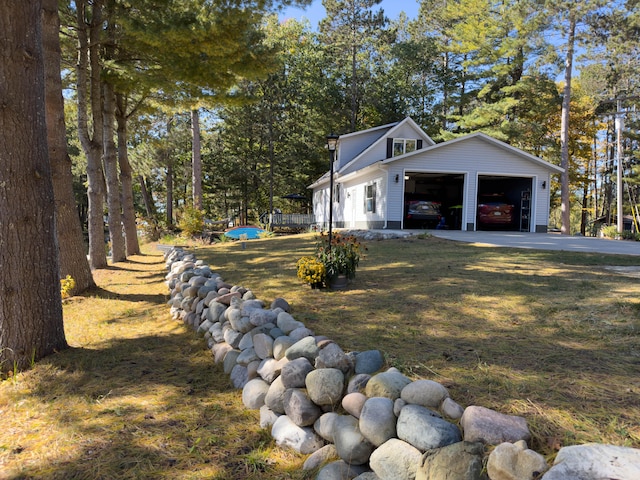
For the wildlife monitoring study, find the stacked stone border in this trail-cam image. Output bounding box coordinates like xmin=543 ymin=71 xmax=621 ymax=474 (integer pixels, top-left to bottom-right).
xmin=163 ymin=245 xmax=640 ymax=480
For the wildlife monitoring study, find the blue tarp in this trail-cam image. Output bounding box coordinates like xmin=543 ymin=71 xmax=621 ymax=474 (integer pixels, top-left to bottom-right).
xmin=224 ymin=226 xmax=265 ymax=240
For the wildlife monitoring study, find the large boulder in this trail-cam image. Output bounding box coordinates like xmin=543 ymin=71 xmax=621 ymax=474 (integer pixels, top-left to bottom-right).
xmin=369 ymin=438 xmax=422 ymax=480
xmin=460 ymin=406 xmax=530 ymax=445
xmin=416 ymin=441 xmax=487 ymax=480
xmin=487 ymin=441 xmax=547 ymax=480
xmin=359 ymin=397 xmax=397 ymax=447
xmin=397 ymin=404 xmax=462 ymax=451
xmin=271 ymin=415 xmax=324 ymax=454
xmin=306 ymin=368 xmax=345 ymax=407
xmin=541 ymin=443 xmax=640 ymax=480
xmin=333 ymin=415 xmax=375 ymax=466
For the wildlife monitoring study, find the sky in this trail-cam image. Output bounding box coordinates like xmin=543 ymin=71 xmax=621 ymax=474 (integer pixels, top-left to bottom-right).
xmin=280 ymin=0 xmax=421 ymax=28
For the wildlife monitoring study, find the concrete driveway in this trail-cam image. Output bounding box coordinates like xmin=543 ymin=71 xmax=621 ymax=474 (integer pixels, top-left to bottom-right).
xmin=427 ymin=230 xmax=640 ymax=257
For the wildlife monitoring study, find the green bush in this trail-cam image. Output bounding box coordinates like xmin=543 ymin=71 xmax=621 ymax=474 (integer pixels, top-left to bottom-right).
xmin=177 ymin=206 xmax=205 ymax=237
xmin=600 ymin=225 xmax=619 ymax=239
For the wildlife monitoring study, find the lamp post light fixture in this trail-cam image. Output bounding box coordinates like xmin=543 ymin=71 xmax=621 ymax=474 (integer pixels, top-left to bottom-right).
xmin=326 ymin=133 xmax=339 ymax=251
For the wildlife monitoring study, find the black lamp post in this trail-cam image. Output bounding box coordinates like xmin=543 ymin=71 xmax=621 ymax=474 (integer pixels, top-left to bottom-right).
xmin=326 ymin=133 xmax=339 ymax=251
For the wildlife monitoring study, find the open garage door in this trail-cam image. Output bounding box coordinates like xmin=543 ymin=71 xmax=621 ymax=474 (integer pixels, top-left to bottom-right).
xmin=477 ymin=176 xmax=532 ymax=231
xmin=403 ymin=173 xmax=464 ymax=230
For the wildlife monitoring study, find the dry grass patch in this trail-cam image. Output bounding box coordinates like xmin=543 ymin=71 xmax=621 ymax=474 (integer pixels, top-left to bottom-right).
xmin=201 ymin=233 xmax=640 ymax=459
xmin=0 ymin=247 xmax=308 ymax=480
xmin=1 ymin=234 xmax=639 ymax=479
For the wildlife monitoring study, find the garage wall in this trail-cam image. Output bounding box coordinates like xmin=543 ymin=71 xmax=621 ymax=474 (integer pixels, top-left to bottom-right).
xmin=387 ymin=137 xmax=555 ymax=231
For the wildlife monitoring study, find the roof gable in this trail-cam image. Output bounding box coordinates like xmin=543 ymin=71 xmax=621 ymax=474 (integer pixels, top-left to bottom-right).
xmin=382 ymin=131 xmax=564 ymax=173
xmin=338 ymin=117 xmax=435 ymax=175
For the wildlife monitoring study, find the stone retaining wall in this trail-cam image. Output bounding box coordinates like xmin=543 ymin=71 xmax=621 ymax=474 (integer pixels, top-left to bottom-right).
xmin=163 ymin=246 xmax=640 ymax=480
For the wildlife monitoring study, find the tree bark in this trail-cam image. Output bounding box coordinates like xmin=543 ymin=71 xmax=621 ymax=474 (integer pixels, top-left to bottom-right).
xmin=42 ymin=0 xmax=95 ymax=293
xmin=0 ymin=0 xmax=68 ymax=373
xmin=76 ymin=0 xmax=108 ymax=269
xmin=139 ymin=175 xmax=155 ymax=218
xmin=116 ymin=93 xmax=141 ymax=255
xmin=103 ymin=81 xmax=126 ymax=262
xmin=191 ymin=108 xmax=203 ymax=210
xmin=560 ymin=13 xmax=575 ymax=235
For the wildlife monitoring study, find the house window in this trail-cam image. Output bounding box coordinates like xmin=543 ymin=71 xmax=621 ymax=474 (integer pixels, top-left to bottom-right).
xmin=393 ymin=138 xmax=417 ymax=157
xmin=334 ymin=184 xmax=340 ymax=203
xmin=365 ymin=183 xmax=376 ymax=213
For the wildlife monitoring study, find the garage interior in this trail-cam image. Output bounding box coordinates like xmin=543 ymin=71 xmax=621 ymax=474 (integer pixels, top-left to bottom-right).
xmin=477 ymin=176 xmax=532 ymax=231
xmin=403 ymin=173 xmax=533 ymax=231
xmin=403 ymin=173 xmax=464 ymax=230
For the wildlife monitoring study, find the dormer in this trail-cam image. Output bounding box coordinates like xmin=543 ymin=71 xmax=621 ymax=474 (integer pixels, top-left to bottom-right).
xmin=387 ymin=138 xmax=424 ymax=158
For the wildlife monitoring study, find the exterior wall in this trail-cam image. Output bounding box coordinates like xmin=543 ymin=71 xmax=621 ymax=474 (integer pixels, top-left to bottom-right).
xmin=313 ymin=186 xmax=329 ymax=229
xmin=335 ymin=169 xmax=388 ymax=229
xmin=314 ymin=133 xmax=558 ymax=233
xmin=387 ymin=137 xmax=555 ymax=231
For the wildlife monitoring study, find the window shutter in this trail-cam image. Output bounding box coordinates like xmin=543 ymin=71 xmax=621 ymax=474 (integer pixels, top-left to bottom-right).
xmin=387 ymin=138 xmax=393 ymax=158
xmin=364 ymin=185 xmax=367 ymax=212
xmin=417 ymin=139 xmax=423 ymax=150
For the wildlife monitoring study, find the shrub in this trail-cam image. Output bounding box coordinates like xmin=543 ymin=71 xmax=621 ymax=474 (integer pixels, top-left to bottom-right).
xmin=60 ymin=275 xmax=76 ymax=299
xmin=600 ymin=225 xmax=619 ymax=239
xmin=177 ymin=206 xmax=205 ymax=237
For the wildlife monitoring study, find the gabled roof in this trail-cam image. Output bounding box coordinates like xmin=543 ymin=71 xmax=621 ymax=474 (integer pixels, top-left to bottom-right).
xmin=338 ymin=117 xmax=435 ymax=175
xmin=381 ymin=131 xmax=564 ymax=173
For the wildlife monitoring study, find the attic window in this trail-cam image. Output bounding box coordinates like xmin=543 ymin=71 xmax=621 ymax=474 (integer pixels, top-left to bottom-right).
xmin=393 ymin=138 xmax=417 ymax=157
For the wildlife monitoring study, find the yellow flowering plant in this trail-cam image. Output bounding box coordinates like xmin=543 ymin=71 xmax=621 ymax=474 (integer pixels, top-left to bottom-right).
xmin=296 ymin=256 xmax=326 ymax=287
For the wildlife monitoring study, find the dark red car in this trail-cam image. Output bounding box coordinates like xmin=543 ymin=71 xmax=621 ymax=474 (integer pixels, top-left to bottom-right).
xmin=477 ymin=196 xmax=514 ymax=225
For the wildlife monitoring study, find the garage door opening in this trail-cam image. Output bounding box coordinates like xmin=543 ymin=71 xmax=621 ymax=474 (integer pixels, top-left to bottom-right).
xmin=477 ymin=176 xmax=532 ymax=231
xmin=403 ymin=173 xmax=464 ymax=230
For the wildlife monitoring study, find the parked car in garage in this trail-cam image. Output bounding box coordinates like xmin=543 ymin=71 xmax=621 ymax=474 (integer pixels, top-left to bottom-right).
xmin=477 ymin=195 xmax=515 ymax=226
xmin=405 ymin=200 xmax=442 ymax=228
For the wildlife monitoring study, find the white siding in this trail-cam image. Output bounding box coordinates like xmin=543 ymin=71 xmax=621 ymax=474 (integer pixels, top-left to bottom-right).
xmin=389 ymin=137 xmax=555 ymax=231
xmin=337 ymin=170 xmax=387 ymax=229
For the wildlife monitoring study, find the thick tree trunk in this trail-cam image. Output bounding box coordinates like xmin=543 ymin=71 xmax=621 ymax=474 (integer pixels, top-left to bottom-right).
xmin=103 ymin=81 xmax=126 ymax=262
xmin=42 ymin=0 xmax=95 ymax=293
xmin=0 ymin=0 xmax=68 ymax=373
xmin=191 ymin=108 xmax=203 ymax=210
xmin=560 ymin=14 xmax=575 ymax=235
xmin=76 ymin=0 xmax=107 ymax=269
xmin=116 ymin=94 xmax=141 ymax=255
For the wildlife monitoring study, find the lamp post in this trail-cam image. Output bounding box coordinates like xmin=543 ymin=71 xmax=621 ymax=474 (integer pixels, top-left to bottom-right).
xmin=326 ymin=133 xmax=339 ymax=251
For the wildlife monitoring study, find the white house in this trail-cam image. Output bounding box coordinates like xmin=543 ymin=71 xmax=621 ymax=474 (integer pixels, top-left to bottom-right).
xmin=310 ymin=117 xmax=564 ymax=232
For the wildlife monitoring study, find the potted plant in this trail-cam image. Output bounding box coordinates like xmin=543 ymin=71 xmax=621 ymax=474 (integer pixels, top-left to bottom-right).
xmin=316 ymin=232 xmax=365 ymax=289
xmin=296 ymin=256 xmax=326 ymax=289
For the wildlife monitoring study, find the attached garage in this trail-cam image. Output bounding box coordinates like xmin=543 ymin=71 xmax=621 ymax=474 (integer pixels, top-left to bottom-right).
xmin=311 ymin=118 xmax=563 ymax=233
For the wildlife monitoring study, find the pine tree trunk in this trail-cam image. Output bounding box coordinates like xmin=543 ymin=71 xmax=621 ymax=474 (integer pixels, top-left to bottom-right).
xmin=0 ymin=0 xmax=68 ymax=373
xmin=116 ymin=94 xmax=141 ymax=256
xmin=139 ymin=175 xmax=155 ymax=218
xmin=76 ymin=0 xmax=107 ymax=269
xmin=103 ymin=81 xmax=126 ymax=262
xmin=191 ymin=109 xmax=203 ymax=210
xmin=560 ymin=14 xmax=575 ymax=235
xmin=42 ymin=0 xmax=95 ymax=293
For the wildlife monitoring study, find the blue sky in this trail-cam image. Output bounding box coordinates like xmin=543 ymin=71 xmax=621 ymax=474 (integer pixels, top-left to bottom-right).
xmin=280 ymin=0 xmax=421 ymax=28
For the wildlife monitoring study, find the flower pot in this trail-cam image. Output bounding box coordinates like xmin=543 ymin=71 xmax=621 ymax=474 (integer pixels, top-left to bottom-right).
xmin=329 ymin=274 xmax=349 ymax=290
